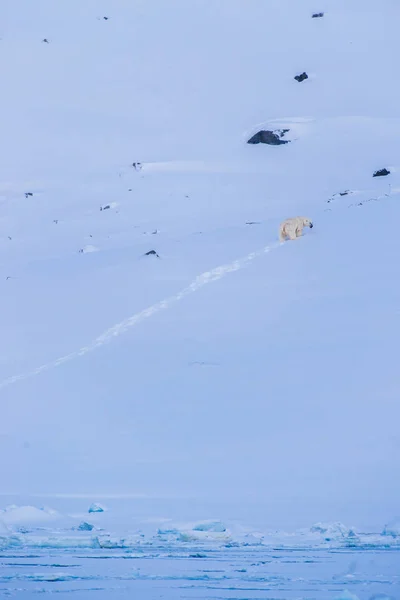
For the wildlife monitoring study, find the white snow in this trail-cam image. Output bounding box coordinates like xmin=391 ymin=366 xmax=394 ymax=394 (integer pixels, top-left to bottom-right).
xmin=192 ymin=520 xmax=227 ymax=533
xmin=382 ymin=519 xmax=400 ymax=537
xmin=0 ymin=505 xmax=60 ymax=526
xmin=0 ymin=0 xmax=399 ymax=555
xmin=0 ymin=520 xmax=10 ymax=536
xmin=80 ymin=244 xmax=100 ymax=254
xmin=0 ymin=502 xmax=398 ymax=555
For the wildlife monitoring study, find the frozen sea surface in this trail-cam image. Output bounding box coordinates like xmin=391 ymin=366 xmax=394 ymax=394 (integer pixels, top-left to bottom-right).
xmin=0 ymin=500 xmax=399 ymax=599
xmin=0 ymin=545 xmax=398 ymax=599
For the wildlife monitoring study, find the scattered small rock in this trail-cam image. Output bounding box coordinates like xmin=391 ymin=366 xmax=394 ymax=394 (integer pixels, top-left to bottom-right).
xmin=144 ymin=249 xmax=160 ymax=258
xmin=189 ymin=361 xmax=220 ymax=367
xmin=42 ymin=38 xmax=49 ymax=43
xmin=247 ymin=129 xmax=290 ymax=145
xmin=294 ymin=72 xmax=308 ymax=82
xmin=128 ymin=188 xmax=132 ymax=192
xmin=327 ymin=190 xmax=352 ymax=203
xmin=8 ymin=236 xmax=12 ymax=241
xmin=373 ymin=168 xmax=390 ymax=177
xmin=100 ymin=202 xmax=118 ymax=211
xmin=132 ymin=162 xmax=142 ymax=170
xmin=103 ymin=16 xmax=109 ymax=20
xmin=151 ymin=229 xmax=158 ymax=234
xmin=25 ymin=192 xmax=33 ymax=198
xmin=348 ymin=192 xmax=390 ymax=208
xmin=312 ymin=12 xmax=324 ymax=18
xmin=53 ymin=219 xmax=58 ymax=224
xmin=189 ymin=553 xmax=206 ymax=558
xmin=246 ymin=221 xmax=261 ymax=225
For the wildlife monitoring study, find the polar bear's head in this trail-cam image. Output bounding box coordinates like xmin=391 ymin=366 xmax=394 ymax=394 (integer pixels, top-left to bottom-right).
xmin=303 ymin=217 xmax=313 ymax=229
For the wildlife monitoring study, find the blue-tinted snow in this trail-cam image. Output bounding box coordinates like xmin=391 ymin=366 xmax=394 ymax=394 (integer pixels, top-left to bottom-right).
xmin=1 ymin=0 xmax=400 ymax=596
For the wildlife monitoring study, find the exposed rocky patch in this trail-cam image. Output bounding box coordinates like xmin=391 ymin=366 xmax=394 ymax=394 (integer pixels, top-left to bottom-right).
xmin=327 ymin=190 xmax=353 ymax=203
xmin=373 ymin=168 xmax=390 ymax=177
xmin=247 ymin=129 xmax=290 ymax=145
xmin=294 ymin=72 xmax=308 ymax=82
xmin=144 ymin=249 xmax=160 ymax=258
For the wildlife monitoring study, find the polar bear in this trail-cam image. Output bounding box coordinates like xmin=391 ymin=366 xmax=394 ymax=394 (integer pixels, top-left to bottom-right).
xmin=279 ymin=216 xmax=313 ymax=242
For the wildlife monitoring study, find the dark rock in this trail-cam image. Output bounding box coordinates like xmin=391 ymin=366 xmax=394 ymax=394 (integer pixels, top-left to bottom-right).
xmin=247 ymin=129 xmax=290 ymax=145
xmin=312 ymin=12 xmax=324 ymax=18
xmin=294 ymin=72 xmax=308 ymax=82
xmin=132 ymin=162 xmax=142 ymax=170
xmin=103 ymin=16 xmax=109 ymax=20
xmin=25 ymin=192 xmax=33 ymax=198
xmin=100 ymin=204 xmax=110 ymax=211
xmin=327 ymin=190 xmax=353 ymax=203
xmin=373 ymin=168 xmax=390 ymax=177
xmin=246 ymin=221 xmax=261 ymax=225
xmin=42 ymin=38 xmax=49 ymax=43
xmin=144 ymin=250 xmax=159 ymax=257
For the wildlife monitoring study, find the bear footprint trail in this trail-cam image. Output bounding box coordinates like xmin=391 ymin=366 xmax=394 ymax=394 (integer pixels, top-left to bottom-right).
xmin=0 ymin=242 xmax=281 ymax=390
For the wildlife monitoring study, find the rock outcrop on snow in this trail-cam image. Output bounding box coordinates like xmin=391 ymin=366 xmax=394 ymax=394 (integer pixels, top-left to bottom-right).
xmin=247 ymin=129 xmax=290 ymax=145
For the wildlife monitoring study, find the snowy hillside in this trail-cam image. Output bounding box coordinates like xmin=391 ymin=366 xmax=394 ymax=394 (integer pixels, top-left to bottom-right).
xmin=1 ymin=0 xmax=400 ymax=552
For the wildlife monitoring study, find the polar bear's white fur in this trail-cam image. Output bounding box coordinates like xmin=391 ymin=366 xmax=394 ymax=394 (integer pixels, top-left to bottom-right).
xmin=279 ymin=216 xmax=313 ymax=242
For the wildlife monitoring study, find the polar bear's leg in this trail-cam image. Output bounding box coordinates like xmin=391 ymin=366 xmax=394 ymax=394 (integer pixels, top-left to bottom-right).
xmin=279 ymin=224 xmax=287 ymax=242
xmin=285 ymin=224 xmax=297 ymax=240
xmin=295 ymin=224 xmax=304 ymax=238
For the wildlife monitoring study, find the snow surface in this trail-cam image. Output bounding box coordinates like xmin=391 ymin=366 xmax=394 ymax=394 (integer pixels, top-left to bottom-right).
xmin=1 ymin=0 xmax=400 ymax=584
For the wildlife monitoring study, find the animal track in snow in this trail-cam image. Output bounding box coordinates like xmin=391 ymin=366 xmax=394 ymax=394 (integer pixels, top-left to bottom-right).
xmin=0 ymin=242 xmax=280 ymax=390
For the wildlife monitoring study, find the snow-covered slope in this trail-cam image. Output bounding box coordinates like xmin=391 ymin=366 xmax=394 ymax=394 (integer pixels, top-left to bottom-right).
xmin=1 ymin=0 xmax=400 ymax=536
